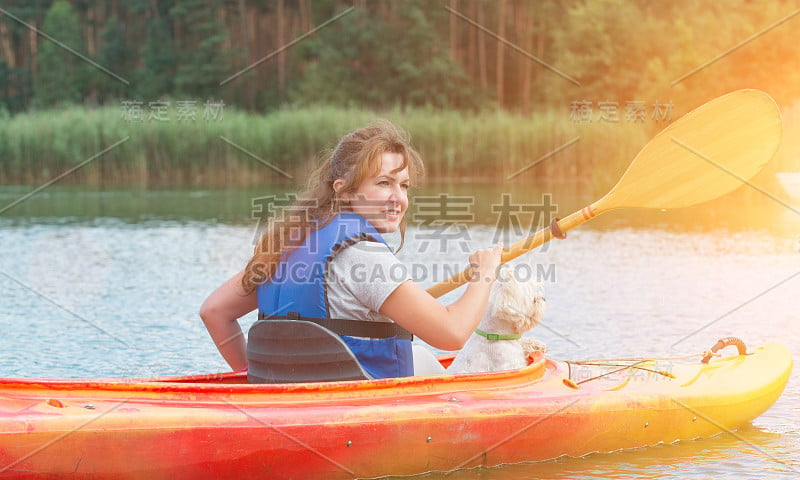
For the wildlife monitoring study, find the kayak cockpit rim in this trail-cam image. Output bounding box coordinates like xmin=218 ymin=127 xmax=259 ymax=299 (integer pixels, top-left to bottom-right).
xmin=0 ymin=354 xmax=553 ymax=399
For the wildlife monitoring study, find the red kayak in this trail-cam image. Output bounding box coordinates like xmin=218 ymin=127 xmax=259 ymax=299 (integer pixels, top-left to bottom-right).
xmin=0 ymin=340 xmax=791 ymax=479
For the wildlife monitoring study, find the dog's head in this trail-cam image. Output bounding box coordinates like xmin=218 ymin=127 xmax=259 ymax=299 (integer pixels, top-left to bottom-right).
xmin=489 ymin=265 xmax=547 ymax=334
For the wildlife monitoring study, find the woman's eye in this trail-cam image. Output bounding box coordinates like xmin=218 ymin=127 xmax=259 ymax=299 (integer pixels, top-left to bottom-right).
xmin=401 ymin=183 xmax=410 ymax=190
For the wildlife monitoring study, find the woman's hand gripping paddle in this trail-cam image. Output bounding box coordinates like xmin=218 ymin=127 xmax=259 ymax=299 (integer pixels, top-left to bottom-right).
xmin=427 ymin=89 xmax=782 ymax=298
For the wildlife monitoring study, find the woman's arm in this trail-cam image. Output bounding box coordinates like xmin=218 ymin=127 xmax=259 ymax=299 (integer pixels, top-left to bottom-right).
xmin=199 ymin=270 xmax=258 ymax=371
xmin=380 ymin=245 xmax=502 ymax=351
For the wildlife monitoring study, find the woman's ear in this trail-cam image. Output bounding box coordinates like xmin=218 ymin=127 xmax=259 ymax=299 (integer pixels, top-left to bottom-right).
xmin=332 ymin=179 xmax=345 ymax=193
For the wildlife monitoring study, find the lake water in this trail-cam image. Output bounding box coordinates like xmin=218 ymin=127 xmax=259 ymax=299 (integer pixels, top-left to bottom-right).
xmin=0 ymin=184 xmax=798 ymax=479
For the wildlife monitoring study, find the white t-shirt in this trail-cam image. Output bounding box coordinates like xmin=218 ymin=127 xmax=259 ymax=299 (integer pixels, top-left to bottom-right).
xmin=325 ymin=241 xmax=447 ymax=376
xmin=325 ymin=241 xmax=410 ymax=322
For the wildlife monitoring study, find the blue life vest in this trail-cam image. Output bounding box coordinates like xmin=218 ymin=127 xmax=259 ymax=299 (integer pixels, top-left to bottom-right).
xmin=257 ymin=212 xmax=414 ymax=379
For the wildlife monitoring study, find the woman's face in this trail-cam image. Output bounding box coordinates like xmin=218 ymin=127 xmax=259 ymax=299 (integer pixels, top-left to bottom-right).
xmin=337 ymin=152 xmax=410 ymax=234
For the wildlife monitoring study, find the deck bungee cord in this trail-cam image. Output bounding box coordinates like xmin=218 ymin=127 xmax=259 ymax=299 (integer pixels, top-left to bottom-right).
xmin=564 ymin=359 xmax=675 ymax=388
xmin=562 ymin=337 xmax=749 ymax=388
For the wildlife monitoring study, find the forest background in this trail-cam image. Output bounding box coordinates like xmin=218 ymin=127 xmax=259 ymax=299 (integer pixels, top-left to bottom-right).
xmin=0 ymin=0 xmax=799 ymax=187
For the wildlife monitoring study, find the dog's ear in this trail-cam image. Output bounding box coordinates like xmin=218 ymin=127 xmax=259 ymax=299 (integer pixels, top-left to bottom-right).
xmin=511 ymin=281 xmax=547 ymax=333
xmin=530 ymin=296 xmax=547 ymax=326
xmin=511 ymin=297 xmax=546 ymax=333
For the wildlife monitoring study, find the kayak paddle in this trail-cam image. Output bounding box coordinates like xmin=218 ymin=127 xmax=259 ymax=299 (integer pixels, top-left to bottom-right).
xmin=427 ymin=89 xmax=782 ymax=298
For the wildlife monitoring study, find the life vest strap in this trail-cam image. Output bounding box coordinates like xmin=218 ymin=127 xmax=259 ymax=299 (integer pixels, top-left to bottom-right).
xmin=258 ymin=311 xmax=414 ymax=341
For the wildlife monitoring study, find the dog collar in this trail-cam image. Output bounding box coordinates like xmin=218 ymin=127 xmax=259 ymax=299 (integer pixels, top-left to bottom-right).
xmin=474 ymin=329 xmax=522 ymax=341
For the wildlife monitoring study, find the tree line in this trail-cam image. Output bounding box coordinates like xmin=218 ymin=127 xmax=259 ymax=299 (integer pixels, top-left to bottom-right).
xmin=1 ymin=0 xmax=799 ymax=115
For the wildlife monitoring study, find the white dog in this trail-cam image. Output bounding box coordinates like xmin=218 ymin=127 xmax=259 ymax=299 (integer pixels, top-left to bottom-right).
xmin=448 ymin=265 xmax=547 ymax=374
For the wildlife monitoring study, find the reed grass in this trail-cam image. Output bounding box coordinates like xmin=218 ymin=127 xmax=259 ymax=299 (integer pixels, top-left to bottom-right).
xmin=0 ymin=104 xmax=720 ymax=192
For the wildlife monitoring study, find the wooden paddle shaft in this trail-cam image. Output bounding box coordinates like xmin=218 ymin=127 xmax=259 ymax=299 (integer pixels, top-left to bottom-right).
xmin=426 ymin=201 xmax=603 ymax=298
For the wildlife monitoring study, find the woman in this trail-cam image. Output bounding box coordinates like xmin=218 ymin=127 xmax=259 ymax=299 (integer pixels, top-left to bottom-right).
xmin=200 ymin=120 xmax=502 ymax=378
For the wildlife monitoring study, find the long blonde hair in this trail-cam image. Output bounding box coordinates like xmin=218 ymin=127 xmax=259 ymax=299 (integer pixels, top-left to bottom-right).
xmin=242 ymin=120 xmax=424 ymax=294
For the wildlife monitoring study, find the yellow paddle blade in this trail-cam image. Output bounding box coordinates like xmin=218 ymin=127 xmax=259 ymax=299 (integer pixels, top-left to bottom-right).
xmin=427 ymin=89 xmax=782 ymax=298
xmin=596 ymin=89 xmax=782 ymax=212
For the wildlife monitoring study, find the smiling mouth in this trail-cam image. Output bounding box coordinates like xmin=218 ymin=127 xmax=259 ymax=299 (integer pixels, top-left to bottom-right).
xmin=383 ymin=205 xmax=401 ymax=216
